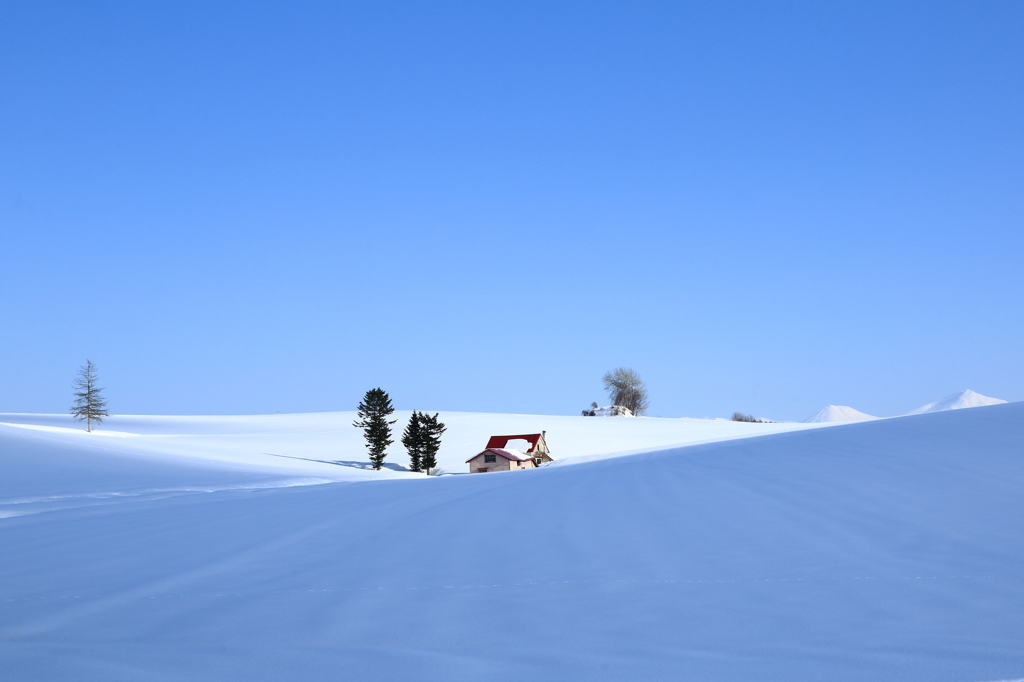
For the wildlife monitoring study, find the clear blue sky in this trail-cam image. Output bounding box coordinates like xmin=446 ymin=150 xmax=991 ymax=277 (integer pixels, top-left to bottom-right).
xmin=2 ymin=1 xmax=1021 ymax=421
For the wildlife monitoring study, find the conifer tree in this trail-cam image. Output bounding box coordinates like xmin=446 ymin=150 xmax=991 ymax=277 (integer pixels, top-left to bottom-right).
xmin=70 ymin=360 xmax=109 ymax=432
xmin=419 ymin=412 xmax=446 ymax=475
xmin=401 ymin=410 xmax=425 ymax=472
xmin=353 ymin=388 xmax=396 ymax=470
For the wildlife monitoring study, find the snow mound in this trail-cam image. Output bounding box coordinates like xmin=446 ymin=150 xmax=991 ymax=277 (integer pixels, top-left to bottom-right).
xmin=590 ymin=405 xmax=634 ymax=417
xmin=907 ymin=389 xmax=1007 ymax=415
xmin=803 ymin=405 xmax=879 ymax=423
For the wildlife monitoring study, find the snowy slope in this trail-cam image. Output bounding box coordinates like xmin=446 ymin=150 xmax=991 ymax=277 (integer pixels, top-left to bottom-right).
xmin=803 ymin=405 xmax=879 ymax=423
xmin=2 ymin=403 xmax=1023 ymax=681
xmin=908 ymin=388 xmax=1007 ymax=414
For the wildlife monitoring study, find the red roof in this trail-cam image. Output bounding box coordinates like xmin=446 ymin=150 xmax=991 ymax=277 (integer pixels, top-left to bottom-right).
xmin=485 ymin=433 xmax=543 ymax=453
xmin=465 ymin=448 xmax=534 ymax=464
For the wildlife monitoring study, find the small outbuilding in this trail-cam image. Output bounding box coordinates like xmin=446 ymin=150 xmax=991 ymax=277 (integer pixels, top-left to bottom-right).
xmin=466 ymin=433 xmax=554 ymax=473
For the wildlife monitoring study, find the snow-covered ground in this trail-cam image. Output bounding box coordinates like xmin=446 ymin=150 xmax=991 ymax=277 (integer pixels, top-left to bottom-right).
xmin=2 ymin=403 xmax=1023 ymax=681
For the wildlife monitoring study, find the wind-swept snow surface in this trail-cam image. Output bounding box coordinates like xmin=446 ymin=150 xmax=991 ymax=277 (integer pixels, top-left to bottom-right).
xmin=908 ymin=388 xmax=1007 ymax=414
xmin=803 ymin=404 xmax=879 ymax=423
xmin=2 ymin=404 xmax=1023 ymax=681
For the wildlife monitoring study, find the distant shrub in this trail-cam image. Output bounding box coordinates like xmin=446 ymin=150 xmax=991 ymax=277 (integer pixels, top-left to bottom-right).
xmin=583 ymin=403 xmax=634 ymax=417
xmin=732 ymin=412 xmax=774 ymax=423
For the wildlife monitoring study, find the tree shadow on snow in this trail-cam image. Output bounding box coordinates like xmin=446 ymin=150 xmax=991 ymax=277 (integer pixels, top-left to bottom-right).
xmin=263 ymin=453 xmax=410 ymax=472
xmin=330 ymin=460 xmax=411 ymax=472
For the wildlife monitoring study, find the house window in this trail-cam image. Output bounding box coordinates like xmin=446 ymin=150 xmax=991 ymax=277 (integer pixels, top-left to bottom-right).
xmin=484 ymin=453 xmax=497 ymax=463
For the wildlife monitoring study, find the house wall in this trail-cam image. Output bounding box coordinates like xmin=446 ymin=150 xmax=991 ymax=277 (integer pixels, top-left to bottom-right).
xmin=468 ymin=454 xmax=507 ymax=473
xmin=467 ymin=454 xmax=536 ymax=473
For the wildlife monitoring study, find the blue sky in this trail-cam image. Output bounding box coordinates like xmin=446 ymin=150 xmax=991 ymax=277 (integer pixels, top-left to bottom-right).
xmin=1 ymin=1 xmax=1021 ymax=420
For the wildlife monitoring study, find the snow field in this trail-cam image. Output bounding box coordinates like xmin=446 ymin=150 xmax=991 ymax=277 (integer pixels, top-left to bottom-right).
xmin=0 ymin=410 xmax=821 ymax=492
xmin=1 ymin=403 xmax=1022 ymax=680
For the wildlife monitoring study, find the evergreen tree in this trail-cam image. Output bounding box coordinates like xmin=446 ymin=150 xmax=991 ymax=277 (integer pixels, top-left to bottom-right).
xmin=353 ymin=388 xmax=396 ymax=470
xmin=401 ymin=410 xmax=425 ymax=472
xmin=70 ymin=359 xmax=109 ymax=432
xmin=419 ymin=412 xmax=446 ymax=475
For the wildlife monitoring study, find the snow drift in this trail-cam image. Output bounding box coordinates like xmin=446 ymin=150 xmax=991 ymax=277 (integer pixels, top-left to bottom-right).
xmin=2 ymin=403 xmax=1023 ymax=681
xmin=803 ymin=404 xmax=878 ymax=423
xmin=908 ymin=388 xmax=1007 ymax=415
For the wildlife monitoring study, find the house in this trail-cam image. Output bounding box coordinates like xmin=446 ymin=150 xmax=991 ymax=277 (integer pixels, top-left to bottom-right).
xmin=466 ymin=432 xmax=554 ymax=473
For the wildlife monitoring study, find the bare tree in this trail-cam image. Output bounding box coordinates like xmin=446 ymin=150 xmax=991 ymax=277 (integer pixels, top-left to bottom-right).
xmin=602 ymin=367 xmax=649 ymax=416
xmin=70 ymin=360 xmax=109 ymax=432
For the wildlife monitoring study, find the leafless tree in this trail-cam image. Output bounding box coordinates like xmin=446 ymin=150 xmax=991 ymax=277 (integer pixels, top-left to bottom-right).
xmin=602 ymin=367 xmax=649 ymax=416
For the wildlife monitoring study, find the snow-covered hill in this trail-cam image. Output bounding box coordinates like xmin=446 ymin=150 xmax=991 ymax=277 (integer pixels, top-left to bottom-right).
xmin=802 ymin=404 xmax=878 ymax=423
xmin=907 ymin=388 xmax=1007 ymax=415
xmin=2 ymin=403 xmax=1023 ymax=681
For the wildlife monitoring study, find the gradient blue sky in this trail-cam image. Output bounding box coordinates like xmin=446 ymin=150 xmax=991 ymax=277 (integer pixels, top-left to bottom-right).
xmin=2 ymin=1 xmax=1021 ymax=421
